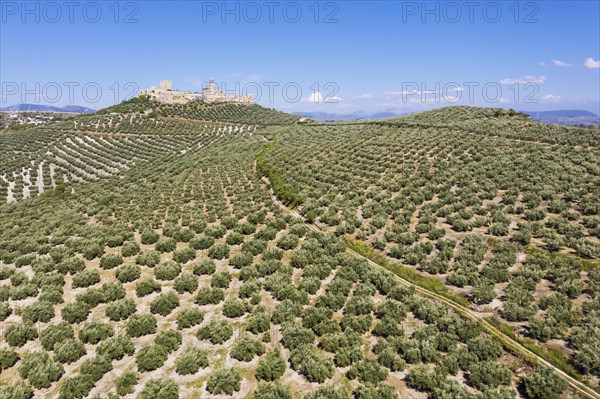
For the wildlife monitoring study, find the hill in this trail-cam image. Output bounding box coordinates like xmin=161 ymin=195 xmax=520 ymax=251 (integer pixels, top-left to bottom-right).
xmin=98 ymin=96 xmax=301 ymax=125
xmin=0 ymin=104 xmax=597 ymax=399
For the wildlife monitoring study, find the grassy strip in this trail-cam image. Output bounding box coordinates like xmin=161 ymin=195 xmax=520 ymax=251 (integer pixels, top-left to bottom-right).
xmin=484 ymin=317 xmax=585 ymax=382
xmin=256 ymin=142 xmax=303 ymax=207
xmin=524 ymin=245 xmax=599 ymax=272
xmin=344 ymin=237 xmax=471 ymax=307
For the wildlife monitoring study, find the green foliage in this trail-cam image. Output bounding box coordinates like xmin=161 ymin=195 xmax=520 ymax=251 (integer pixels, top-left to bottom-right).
xmin=282 ymin=321 xmax=315 ymax=350
xmin=136 ymin=344 xmax=168 ymax=372
xmin=346 ymin=358 xmax=389 ymax=384
xmin=101 ymin=281 xmax=126 ymax=301
xmin=197 ymin=319 xmax=233 ymax=344
xmin=206 ymin=368 xmax=242 ymax=395
xmin=222 ymin=298 xmax=249 ymax=318
xmin=304 ymin=386 xmax=349 ymax=399
xmin=21 ymin=300 xmax=54 ymax=323
xmin=155 ymin=261 xmax=182 ymax=280
xmin=80 ymin=355 xmax=112 ymax=381
xmin=257 ymin=142 xmax=303 ymax=207
xmin=0 ymin=348 xmax=19 ymax=371
xmin=141 ymin=229 xmax=160 ymax=244
xmin=115 ymin=264 xmax=141 ymax=283
xmin=40 ymin=322 xmax=74 ymax=351
xmin=155 ymin=330 xmax=182 ymax=352
xmin=0 ymin=381 xmax=34 ymax=399
xmin=19 ymin=351 xmax=64 ymax=389
xmin=173 ymin=247 xmax=196 ymax=263
xmin=256 ymin=348 xmax=286 ymax=381
xmin=54 ymin=338 xmax=86 ymax=364
xmin=253 ymin=382 xmax=292 ymax=399
xmin=101 ymin=295 xmax=132 ymax=319
xmin=79 ymin=320 xmax=113 ymax=344
xmin=190 ymin=235 xmax=215 ymax=250
xmin=174 ymin=272 xmax=198 ymax=293
xmin=231 ymin=334 xmax=265 ymax=361
xmin=211 ymin=270 xmax=232 ymax=288
xmin=195 ymin=287 xmax=224 ymax=305
xmin=150 ymin=291 xmax=180 ymax=316
xmin=208 ymin=243 xmax=230 ymax=259
xmin=175 ymin=346 xmax=209 ymax=375
xmin=58 ymin=374 xmax=95 ymax=399
xmin=121 ymin=241 xmax=140 ymax=257
xmin=289 ymin=344 xmax=334 ymax=383
xmin=192 ymin=259 xmax=216 ymax=275
xmin=114 ymin=371 xmax=137 ymax=396
xmin=136 ymin=250 xmax=161 ymax=266
xmin=136 ymin=278 xmax=162 ymax=296
xmin=127 ymin=313 xmax=157 ymax=337
xmin=99 ymin=253 xmax=123 ymax=269
xmin=138 ymin=377 xmax=178 ymax=399
xmin=467 ymin=361 xmax=512 ymax=390
xmin=96 ymin=335 xmax=135 ymax=360
xmin=155 ymin=237 xmax=176 ymax=253
xmin=523 ymin=367 xmax=568 ymax=399
xmin=5 ymin=322 xmax=38 ymax=347
xmin=176 ymin=307 xmax=205 ymax=329
xmin=72 ymin=269 xmax=101 ymax=288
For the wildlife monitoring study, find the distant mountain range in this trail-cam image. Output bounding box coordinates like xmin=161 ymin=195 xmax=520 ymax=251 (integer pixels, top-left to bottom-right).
xmin=293 ymin=110 xmax=410 ymax=121
xmin=522 ymin=110 xmax=599 ymax=126
xmin=295 ymin=109 xmax=599 ymax=126
xmin=0 ymin=103 xmax=96 ymax=113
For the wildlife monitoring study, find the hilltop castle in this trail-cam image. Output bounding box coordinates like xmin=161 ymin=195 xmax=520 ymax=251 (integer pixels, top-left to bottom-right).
xmin=139 ymin=79 xmax=254 ymax=105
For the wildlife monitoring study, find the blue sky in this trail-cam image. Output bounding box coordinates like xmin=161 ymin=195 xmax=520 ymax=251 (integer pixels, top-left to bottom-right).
xmin=1 ymin=0 xmax=599 ymax=113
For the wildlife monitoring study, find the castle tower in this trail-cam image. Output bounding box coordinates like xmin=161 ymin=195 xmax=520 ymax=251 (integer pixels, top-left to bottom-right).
xmin=160 ymin=80 xmax=172 ymax=91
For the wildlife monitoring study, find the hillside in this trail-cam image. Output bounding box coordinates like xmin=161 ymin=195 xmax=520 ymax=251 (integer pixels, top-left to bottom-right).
xmin=97 ymin=96 xmax=302 ymax=125
xmin=0 ymin=104 xmax=598 ymax=399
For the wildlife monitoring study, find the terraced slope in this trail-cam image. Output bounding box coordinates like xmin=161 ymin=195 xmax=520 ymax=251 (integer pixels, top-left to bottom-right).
xmin=0 ymin=113 xmax=261 ymax=202
xmin=98 ymin=96 xmax=302 ymax=125
xmin=0 ymin=104 xmax=596 ymax=399
xmin=262 ymin=108 xmax=600 ymax=384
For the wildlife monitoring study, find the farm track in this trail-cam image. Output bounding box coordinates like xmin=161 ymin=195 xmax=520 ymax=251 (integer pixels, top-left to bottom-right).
xmin=260 ymin=174 xmax=600 ymax=399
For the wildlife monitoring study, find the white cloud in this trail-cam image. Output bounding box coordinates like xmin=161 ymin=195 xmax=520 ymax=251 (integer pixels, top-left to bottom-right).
xmin=538 ymin=62 xmax=546 ymax=67
xmin=352 ymin=94 xmax=372 ymax=99
xmin=306 ymin=92 xmax=323 ymax=103
xmin=552 ymin=60 xmax=573 ymax=67
xmin=500 ymin=75 xmax=547 ymax=84
xmin=305 ymin=92 xmax=341 ymax=103
xmin=384 ymin=90 xmax=425 ymax=97
xmin=584 ymin=57 xmax=600 ymax=69
xmin=542 ymin=94 xmax=561 ymax=101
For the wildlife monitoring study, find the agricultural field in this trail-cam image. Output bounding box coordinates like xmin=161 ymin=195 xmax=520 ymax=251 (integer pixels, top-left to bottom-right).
xmin=263 ymin=106 xmax=600 ymax=382
xmin=0 ymin=102 xmax=597 ymax=399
